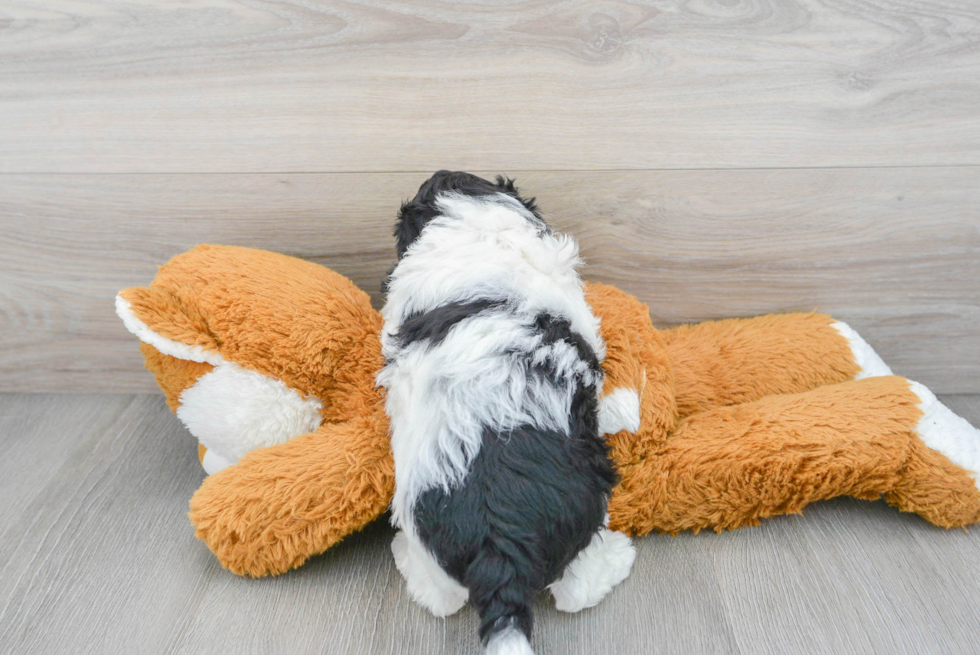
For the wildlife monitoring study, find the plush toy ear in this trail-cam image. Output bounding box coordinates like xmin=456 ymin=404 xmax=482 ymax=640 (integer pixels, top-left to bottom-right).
xmin=138 ymin=342 xmax=214 ymax=412
xmin=118 ymin=284 xmax=326 ymax=475
xmin=116 ymin=286 xmax=221 ymax=365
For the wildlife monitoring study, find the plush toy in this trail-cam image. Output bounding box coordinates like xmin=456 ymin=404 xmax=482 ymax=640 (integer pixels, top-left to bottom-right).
xmin=116 ymin=244 xmax=980 ymax=578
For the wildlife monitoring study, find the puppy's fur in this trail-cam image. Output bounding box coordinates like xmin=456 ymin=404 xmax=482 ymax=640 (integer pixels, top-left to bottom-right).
xmin=378 ymin=172 xmax=634 ymax=655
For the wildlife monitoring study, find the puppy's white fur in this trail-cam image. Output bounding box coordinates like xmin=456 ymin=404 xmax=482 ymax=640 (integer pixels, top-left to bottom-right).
xmin=549 ymin=527 xmax=636 ymax=612
xmin=391 ymin=530 xmax=468 ymax=617
xmin=486 ymin=628 xmax=535 ymax=655
xmin=382 ymin=194 xmax=604 ymax=357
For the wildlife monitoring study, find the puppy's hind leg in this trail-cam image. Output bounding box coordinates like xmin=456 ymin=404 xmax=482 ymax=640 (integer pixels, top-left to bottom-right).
xmin=548 ymin=527 xmax=636 ymax=613
xmin=391 ymin=530 xmax=469 ymax=617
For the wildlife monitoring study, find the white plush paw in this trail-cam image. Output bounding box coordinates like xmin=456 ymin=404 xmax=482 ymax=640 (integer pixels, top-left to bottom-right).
xmin=831 ymin=321 xmax=893 ymax=379
xmin=200 ymin=447 xmax=236 ymax=475
xmin=549 ymin=528 xmax=636 ymax=613
xmin=598 ymin=387 xmax=641 ymax=435
xmin=391 ymin=531 xmax=468 ymax=617
xmin=909 ymin=381 xmax=980 ymax=491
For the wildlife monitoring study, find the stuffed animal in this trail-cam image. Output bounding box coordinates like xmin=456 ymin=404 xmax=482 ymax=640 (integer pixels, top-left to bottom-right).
xmin=116 ymin=244 xmax=980 ymax=578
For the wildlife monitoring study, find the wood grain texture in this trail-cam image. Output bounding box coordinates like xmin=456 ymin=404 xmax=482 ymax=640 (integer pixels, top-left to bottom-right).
xmin=1 ymin=0 xmax=979 ymax=172
xmin=4 ymin=0 xmax=979 ymax=650
xmin=1 ymin=168 xmax=977 ymax=393
xmin=0 ymin=394 xmax=133 ymax=532
xmin=1 ymin=393 xmax=979 ymax=654
xmin=0 ymin=394 xmax=217 ymax=655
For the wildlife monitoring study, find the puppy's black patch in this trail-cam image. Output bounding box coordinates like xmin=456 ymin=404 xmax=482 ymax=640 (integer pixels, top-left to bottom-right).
xmin=533 ymin=312 xmax=602 ymax=373
xmin=393 ymin=170 xmax=541 ymax=259
xmin=395 ymin=298 xmax=506 ymax=348
xmin=413 ymin=368 xmax=615 ymax=644
xmin=387 ymin=173 xmax=612 ymax=648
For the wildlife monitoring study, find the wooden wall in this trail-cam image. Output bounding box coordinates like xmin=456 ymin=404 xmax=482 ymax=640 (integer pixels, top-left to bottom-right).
xmin=1 ymin=0 xmax=978 ymax=393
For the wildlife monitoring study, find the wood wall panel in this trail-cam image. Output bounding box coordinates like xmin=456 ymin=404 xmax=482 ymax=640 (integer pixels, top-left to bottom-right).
xmin=1 ymin=0 xmax=978 ymax=172
xmin=1 ymin=168 xmax=977 ymax=393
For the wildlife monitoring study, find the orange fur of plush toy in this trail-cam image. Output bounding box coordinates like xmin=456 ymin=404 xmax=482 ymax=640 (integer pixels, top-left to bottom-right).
xmin=119 ymin=245 xmax=980 ymax=577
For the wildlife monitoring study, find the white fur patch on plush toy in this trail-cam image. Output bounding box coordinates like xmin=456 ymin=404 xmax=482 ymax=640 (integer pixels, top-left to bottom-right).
xmin=909 ymin=380 xmax=980 ymax=491
xmin=177 ymin=362 xmax=323 ymax=471
xmin=200 ymin=448 xmax=236 ymax=477
xmin=117 ymin=292 xmax=323 ymax=472
xmin=598 ymin=387 xmax=641 ymax=435
xmin=831 ymin=321 xmax=893 ymax=379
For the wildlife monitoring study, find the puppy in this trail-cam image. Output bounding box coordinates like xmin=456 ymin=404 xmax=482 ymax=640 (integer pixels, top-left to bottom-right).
xmin=378 ymin=171 xmax=635 ymax=655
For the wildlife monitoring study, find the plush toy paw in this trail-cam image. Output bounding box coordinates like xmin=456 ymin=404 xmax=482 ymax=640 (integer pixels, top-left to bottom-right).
xmin=117 ymin=290 xmax=325 ymax=472
xmin=831 ymin=320 xmax=893 ymax=379
xmin=908 ymin=381 xmax=980 ymax=490
xmin=199 ymin=446 xmax=236 ymax=476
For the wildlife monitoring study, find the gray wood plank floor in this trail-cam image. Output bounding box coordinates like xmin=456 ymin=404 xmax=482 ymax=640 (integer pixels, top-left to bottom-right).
xmin=2 ymin=393 xmax=980 ymax=655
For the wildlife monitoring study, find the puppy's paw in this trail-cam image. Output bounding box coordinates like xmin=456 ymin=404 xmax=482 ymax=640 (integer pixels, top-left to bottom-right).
xmin=392 ymin=530 xmax=469 ymax=617
xmin=549 ymin=528 xmax=635 ymax=612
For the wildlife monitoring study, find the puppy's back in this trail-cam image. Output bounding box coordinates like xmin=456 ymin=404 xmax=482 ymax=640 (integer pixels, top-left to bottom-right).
xmin=380 ymin=172 xmax=616 ymax=653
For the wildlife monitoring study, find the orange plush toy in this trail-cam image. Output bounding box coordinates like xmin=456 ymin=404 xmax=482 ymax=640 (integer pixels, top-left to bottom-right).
xmin=116 ymin=244 xmax=980 ymax=578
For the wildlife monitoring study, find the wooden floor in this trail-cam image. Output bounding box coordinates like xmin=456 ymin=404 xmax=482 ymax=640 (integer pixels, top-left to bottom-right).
xmin=1 ymin=392 xmax=979 ymax=655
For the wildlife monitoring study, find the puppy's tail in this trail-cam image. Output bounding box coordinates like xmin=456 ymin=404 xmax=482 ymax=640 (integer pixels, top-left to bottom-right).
xmin=466 ymin=543 xmax=535 ymax=655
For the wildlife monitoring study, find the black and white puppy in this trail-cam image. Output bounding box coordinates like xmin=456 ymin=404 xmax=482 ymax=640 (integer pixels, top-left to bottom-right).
xmin=378 ymin=172 xmax=636 ymax=655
